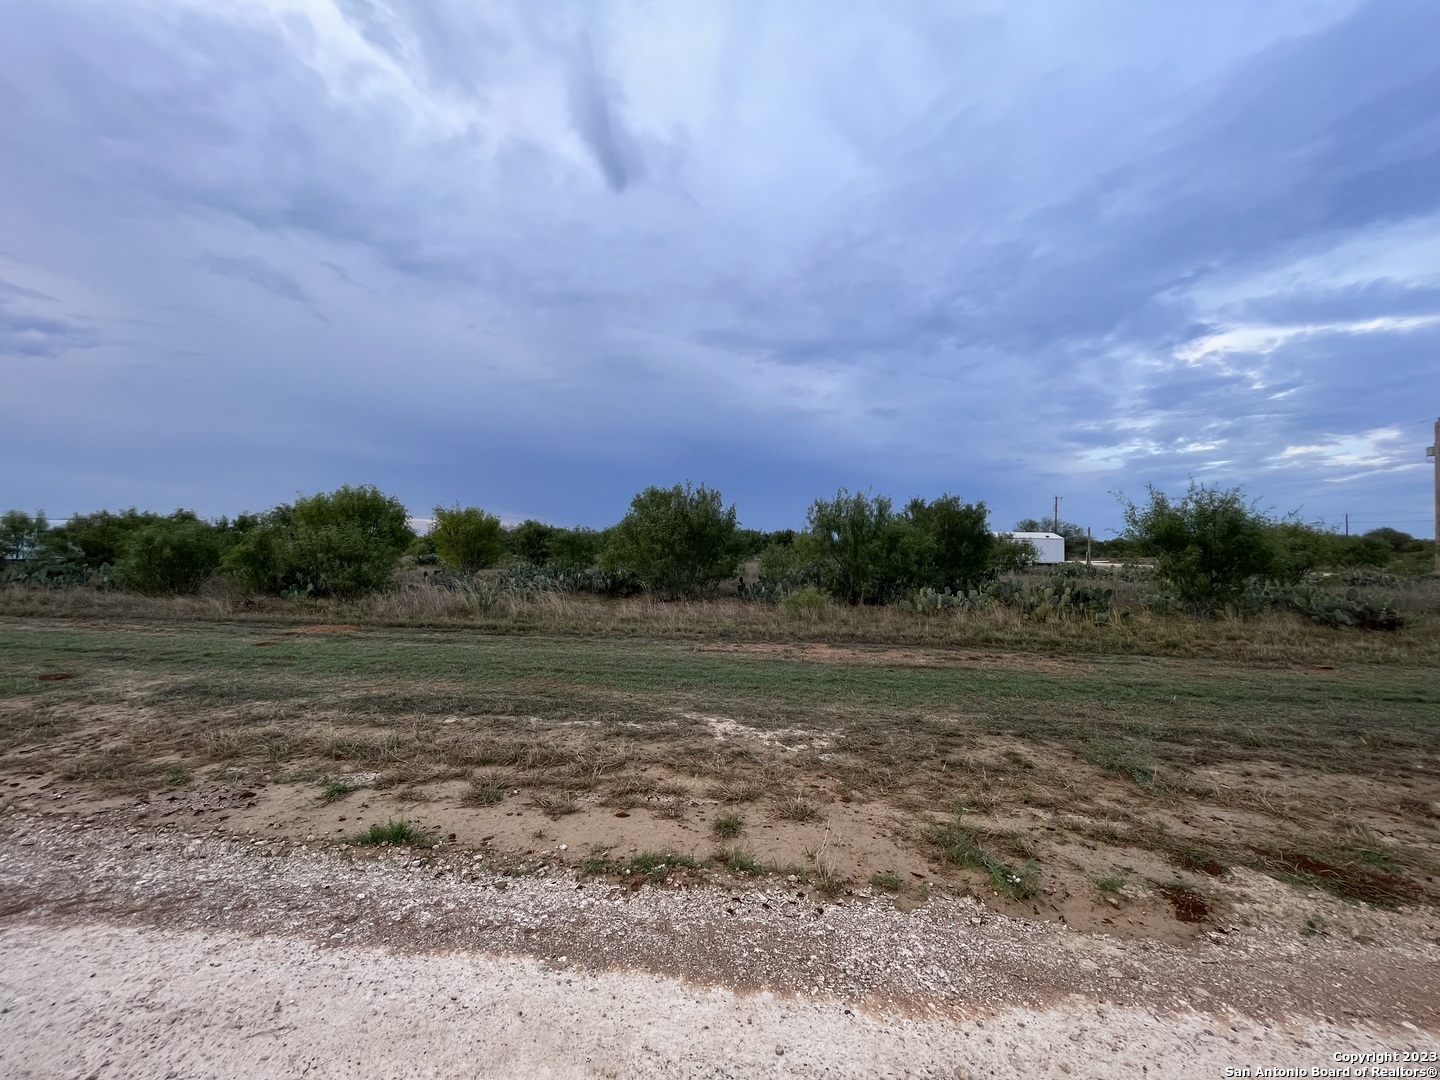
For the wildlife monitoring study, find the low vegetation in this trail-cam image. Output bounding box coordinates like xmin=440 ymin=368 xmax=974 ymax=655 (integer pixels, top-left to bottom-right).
xmin=0 ymin=478 xmax=1436 ymax=926
xmin=348 ymin=819 xmax=436 ymax=848
xmin=3 ymin=620 xmax=1435 ymax=918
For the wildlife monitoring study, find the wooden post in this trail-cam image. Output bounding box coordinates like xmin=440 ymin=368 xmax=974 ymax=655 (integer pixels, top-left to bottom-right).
xmin=1431 ymin=418 xmax=1439 ymax=573
xmin=1086 ymin=526 xmax=1092 ymax=568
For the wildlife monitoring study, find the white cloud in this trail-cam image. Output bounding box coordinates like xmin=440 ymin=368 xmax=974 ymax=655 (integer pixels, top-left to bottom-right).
xmin=1176 ymin=316 xmax=1440 ymax=365
xmin=1275 ymin=427 xmax=1406 ymax=470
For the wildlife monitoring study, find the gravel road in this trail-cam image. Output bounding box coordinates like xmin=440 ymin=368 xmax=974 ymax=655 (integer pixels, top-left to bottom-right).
xmin=1 ymin=818 xmax=1436 ymax=1078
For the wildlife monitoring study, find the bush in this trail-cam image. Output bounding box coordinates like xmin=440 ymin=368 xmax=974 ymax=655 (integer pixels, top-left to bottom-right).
xmin=223 ymin=512 xmax=297 ymax=595
xmin=1364 ymin=527 xmax=1421 ymax=554
xmin=549 ymin=527 xmax=604 ymax=571
xmin=603 ymin=483 xmax=743 ymax=598
xmin=117 ymin=515 xmax=225 ymax=594
xmin=1122 ymin=483 xmax=1278 ymax=610
xmin=781 ymin=584 xmax=832 ymax=620
xmin=430 ymin=505 xmax=505 ymax=572
xmin=907 ymin=494 xmax=997 ymax=593
xmin=799 ymin=489 xmax=904 ymax=604
xmin=49 ymin=509 xmax=165 ymax=570
xmin=508 ymin=519 xmax=558 ymax=565
xmin=222 ymin=486 xmax=412 ymax=598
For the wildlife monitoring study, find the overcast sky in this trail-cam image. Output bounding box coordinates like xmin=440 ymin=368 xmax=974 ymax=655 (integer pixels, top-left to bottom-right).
xmin=2 ymin=0 xmax=1438 ymax=536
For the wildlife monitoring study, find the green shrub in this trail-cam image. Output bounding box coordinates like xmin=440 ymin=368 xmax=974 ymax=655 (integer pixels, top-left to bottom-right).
xmin=0 ymin=510 xmax=49 ymax=563
xmin=548 ymin=527 xmax=604 ymax=572
xmin=222 ymin=486 xmax=412 ymax=598
xmin=430 ymin=505 xmax=505 ymax=572
xmin=1122 ymin=483 xmax=1278 ymax=611
xmin=603 ymin=483 xmax=743 ymax=598
xmin=508 ymin=520 xmax=558 ymax=565
xmin=223 ymin=512 xmax=297 ymax=595
xmin=1364 ymin=527 xmax=1421 ymax=554
xmin=117 ymin=515 xmax=225 ymax=594
xmin=906 ymin=494 xmax=997 ymax=593
xmin=781 ymin=585 xmax=832 ymax=620
xmin=800 ymin=489 xmax=903 ymax=604
xmin=49 ymin=509 xmax=165 ymax=570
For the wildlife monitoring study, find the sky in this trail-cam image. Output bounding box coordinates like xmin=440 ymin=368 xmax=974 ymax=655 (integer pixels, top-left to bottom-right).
xmin=2 ymin=0 xmax=1438 ymax=538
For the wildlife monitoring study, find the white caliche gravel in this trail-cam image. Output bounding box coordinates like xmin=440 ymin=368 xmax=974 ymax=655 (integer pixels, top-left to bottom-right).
xmin=0 ymin=819 xmax=1436 ymax=1078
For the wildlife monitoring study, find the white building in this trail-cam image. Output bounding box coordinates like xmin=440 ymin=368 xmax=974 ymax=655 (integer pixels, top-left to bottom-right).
xmin=999 ymin=531 xmax=1066 ymax=564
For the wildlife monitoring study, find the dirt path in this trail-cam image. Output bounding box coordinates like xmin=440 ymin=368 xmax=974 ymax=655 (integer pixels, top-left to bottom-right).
xmin=1 ymin=821 xmax=1436 ymax=1078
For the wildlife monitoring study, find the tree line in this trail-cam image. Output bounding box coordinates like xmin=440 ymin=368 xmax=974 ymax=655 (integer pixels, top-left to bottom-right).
xmin=1 ymin=481 xmax=1431 ymax=607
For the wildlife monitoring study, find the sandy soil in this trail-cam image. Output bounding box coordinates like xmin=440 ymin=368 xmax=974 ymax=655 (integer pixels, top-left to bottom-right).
xmin=0 ymin=817 xmax=1436 ymax=1078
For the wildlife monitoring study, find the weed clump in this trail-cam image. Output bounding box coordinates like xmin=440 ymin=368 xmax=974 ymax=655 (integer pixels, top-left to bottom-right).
xmin=532 ymin=792 xmax=581 ymax=819
xmin=1095 ymin=873 xmax=1127 ymax=894
xmin=717 ymin=848 xmax=764 ymax=876
xmin=926 ymin=809 xmax=1039 ymax=899
xmin=347 ymin=818 xmax=436 ymax=848
xmin=320 ymin=779 xmax=359 ymax=803
xmin=771 ymin=796 xmax=823 ymax=824
xmin=462 ymin=778 xmax=510 ymax=807
xmin=711 ymin=813 xmax=744 ymax=839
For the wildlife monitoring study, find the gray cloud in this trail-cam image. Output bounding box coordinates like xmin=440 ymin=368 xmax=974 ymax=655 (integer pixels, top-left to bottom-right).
xmin=566 ymin=36 xmax=642 ymax=192
xmin=0 ymin=0 xmax=1436 ymax=532
xmin=0 ymin=300 xmax=99 ymax=359
xmin=196 ymin=255 xmax=311 ymax=305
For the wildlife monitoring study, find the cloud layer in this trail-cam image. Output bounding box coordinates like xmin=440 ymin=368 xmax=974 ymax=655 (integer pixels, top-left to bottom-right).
xmin=1 ymin=0 xmax=1437 ymax=534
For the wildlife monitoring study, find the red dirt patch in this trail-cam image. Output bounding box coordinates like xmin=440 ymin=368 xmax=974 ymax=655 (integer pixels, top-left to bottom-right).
xmin=37 ymin=673 xmax=80 ymax=682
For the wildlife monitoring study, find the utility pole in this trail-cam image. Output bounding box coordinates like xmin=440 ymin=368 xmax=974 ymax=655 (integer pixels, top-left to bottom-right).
xmin=1344 ymin=513 xmax=1349 ymax=537
xmin=1052 ymin=495 xmax=1061 ymax=534
xmin=1430 ymin=418 xmax=1439 ymax=573
xmin=1086 ymin=526 xmax=1092 ymax=568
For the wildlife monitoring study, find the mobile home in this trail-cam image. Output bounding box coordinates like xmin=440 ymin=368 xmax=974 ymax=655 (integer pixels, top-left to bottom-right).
xmin=1000 ymin=531 xmax=1066 ymax=564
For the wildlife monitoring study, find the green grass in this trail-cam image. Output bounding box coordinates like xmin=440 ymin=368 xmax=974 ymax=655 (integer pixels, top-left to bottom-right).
xmin=711 ymin=812 xmax=744 ymax=839
xmin=320 ymin=779 xmax=359 ymax=803
xmin=719 ymin=848 xmax=764 ymax=875
xmin=1095 ymin=873 xmax=1127 ymax=894
xmin=870 ymin=871 xmax=905 ymax=892
xmin=926 ymin=810 xmax=1041 ymax=899
xmin=1080 ymin=736 xmax=1158 ymax=789
xmin=623 ymin=850 xmax=708 ymax=882
xmin=347 ymin=819 xmax=435 ymax=847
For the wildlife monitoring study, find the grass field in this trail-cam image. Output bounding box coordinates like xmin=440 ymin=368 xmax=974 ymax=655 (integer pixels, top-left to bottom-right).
xmin=2 ymin=608 xmax=1436 ymax=932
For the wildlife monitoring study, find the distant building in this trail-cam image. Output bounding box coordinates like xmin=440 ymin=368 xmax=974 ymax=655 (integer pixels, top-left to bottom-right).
xmin=999 ymin=531 xmax=1066 ymax=564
